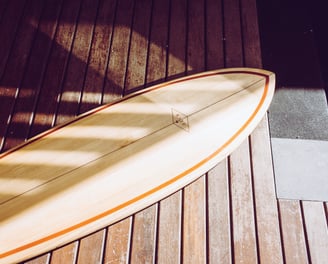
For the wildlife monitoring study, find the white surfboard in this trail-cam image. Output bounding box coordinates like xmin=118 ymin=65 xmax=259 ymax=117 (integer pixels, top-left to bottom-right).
xmin=0 ymin=68 xmax=275 ymax=263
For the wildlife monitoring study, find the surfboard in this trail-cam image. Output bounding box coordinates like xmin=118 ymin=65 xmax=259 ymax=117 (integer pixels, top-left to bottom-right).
xmin=0 ymin=68 xmax=275 ymax=263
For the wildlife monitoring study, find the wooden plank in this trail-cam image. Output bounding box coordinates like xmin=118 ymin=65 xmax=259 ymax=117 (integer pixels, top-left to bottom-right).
xmin=55 ymin=0 xmax=100 ymax=125
xmin=0 ymin=0 xmax=27 ymax=78
xmin=3 ymin=0 xmax=63 ymax=151
xmin=78 ymin=0 xmax=116 ymax=114
xmin=76 ymin=229 xmax=106 ymax=264
xmin=146 ymin=0 xmax=170 ymax=85
xmin=167 ymin=0 xmax=187 ymax=80
xmin=223 ymin=0 xmax=243 ymax=67
xmin=0 ymin=0 xmax=44 ymax=153
xmin=124 ymin=0 xmax=152 ymax=94
xmin=157 ymin=191 xmax=182 ymax=263
xmin=278 ymin=199 xmax=308 ymax=263
xmin=229 ymin=139 xmax=257 ymax=263
xmin=0 ymin=0 xmax=9 ymax=24
xmin=250 ymin=117 xmax=284 ymax=263
xmin=187 ymin=0 xmax=205 ymax=74
xmin=50 ymin=242 xmax=78 ymax=264
xmin=240 ymin=0 xmax=262 ymax=68
xmin=104 ymin=217 xmax=132 ymax=263
xmin=183 ymin=176 xmax=207 ymax=263
xmin=205 ymin=0 xmax=224 ymax=70
xmin=302 ymin=201 xmax=328 ymax=263
xmin=130 ymin=205 xmax=158 ymax=264
xmin=103 ymin=0 xmax=133 ymax=103
xmin=29 ymin=0 xmax=82 ymax=138
xmin=23 ymin=254 xmax=50 ymax=264
xmin=207 ymin=160 xmax=232 ymax=263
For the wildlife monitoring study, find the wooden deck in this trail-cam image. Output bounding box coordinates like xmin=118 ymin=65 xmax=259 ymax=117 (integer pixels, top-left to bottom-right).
xmin=0 ymin=0 xmax=327 ymax=263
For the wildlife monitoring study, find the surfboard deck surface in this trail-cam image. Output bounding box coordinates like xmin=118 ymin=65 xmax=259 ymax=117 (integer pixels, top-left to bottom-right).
xmin=0 ymin=68 xmax=275 ymax=263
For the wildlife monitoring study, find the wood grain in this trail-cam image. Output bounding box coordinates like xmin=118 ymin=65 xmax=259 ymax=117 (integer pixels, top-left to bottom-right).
xmin=124 ymin=0 xmax=152 ymax=94
xmin=79 ymin=0 xmax=116 ymax=113
xmin=104 ymin=217 xmax=132 ymax=264
xmin=29 ymin=0 xmax=81 ymax=138
xmin=183 ymin=177 xmax=207 ymax=263
xmin=0 ymin=0 xmax=44 ymax=152
xmin=76 ymin=229 xmax=106 ymax=264
xmin=205 ymin=0 xmax=224 ymax=70
xmin=2 ymin=0 xmax=62 ymax=151
xmin=0 ymin=0 xmax=27 ymax=77
xmin=23 ymin=254 xmax=49 ymax=264
xmin=157 ymin=191 xmax=182 ymax=263
xmin=167 ymin=0 xmax=187 ymax=80
xmin=279 ymin=200 xmax=308 ymax=264
xmin=240 ymin=0 xmax=262 ymax=68
xmin=207 ymin=160 xmax=232 ymax=264
xmin=130 ymin=205 xmax=158 ymax=264
xmin=55 ymin=0 xmax=99 ymax=125
xmin=250 ymin=116 xmax=284 ymax=263
xmin=302 ymin=201 xmax=328 ymax=263
xmin=50 ymin=242 xmax=78 ymax=264
xmin=103 ymin=0 xmax=133 ymax=102
xmin=187 ymin=0 xmax=205 ymax=74
xmin=229 ymin=139 xmax=257 ymax=263
xmin=223 ymin=0 xmax=243 ymax=67
xmin=146 ymin=0 xmax=170 ymax=86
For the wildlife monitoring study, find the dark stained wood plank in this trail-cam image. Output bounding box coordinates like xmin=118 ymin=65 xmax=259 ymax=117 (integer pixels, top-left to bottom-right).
xmin=0 ymin=0 xmax=27 ymax=78
xmin=183 ymin=176 xmax=207 ymax=263
xmin=103 ymin=0 xmax=134 ymax=103
xmin=302 ymin=201 xmax=328 ymax=263
xmin=55 ymin=0 xmax=100 ymax=125
xmin=76 ymin=229 xmax=106 ymax=264
xmin=205 ymin=0 xmax=224 ymax=70
xmin=130 ymin=205 xmax=158 ymax=264
xmin=187 ymin=0 xmax=205 ymax=74
xmin=229 ymin=139 xmax=257 ymax=263
xmin=207 ymin=160 xmax=232 ymax=263
xmin=167 ymin=0 xmax=187 ymax=80
xmin=250 ymin=117 xmax=284 ymax=263
xmin=78 ymin=0 xmax=117 ymax=114
xmin=3 ymin=0 xmax=63 ymax=151
xmin=157 ymin=191 xmax=182 ymax=263
xmin=50 ymin=242 xmax=78 ymax=264
xmin=103 ymin=217 xmax=132 ymax=263
xmin=29 ymin=0 xmax=82 ymax=138
xmin=240 ymin=0 xmax=262 ymax=68
xmin=0 ymin=0 xmax=9 ymax=23
xmin=146 ymin=0 xmax=170 ymax=85
xmin=124 ymin=0 xmax=152 ymax=94
xmin=0 ymin=0 xmax=44 ymax=153
xmin=223 ymin=0 xmax=243 ymax=67
xmin=279 ymin=200 xmax=308 ymax=264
